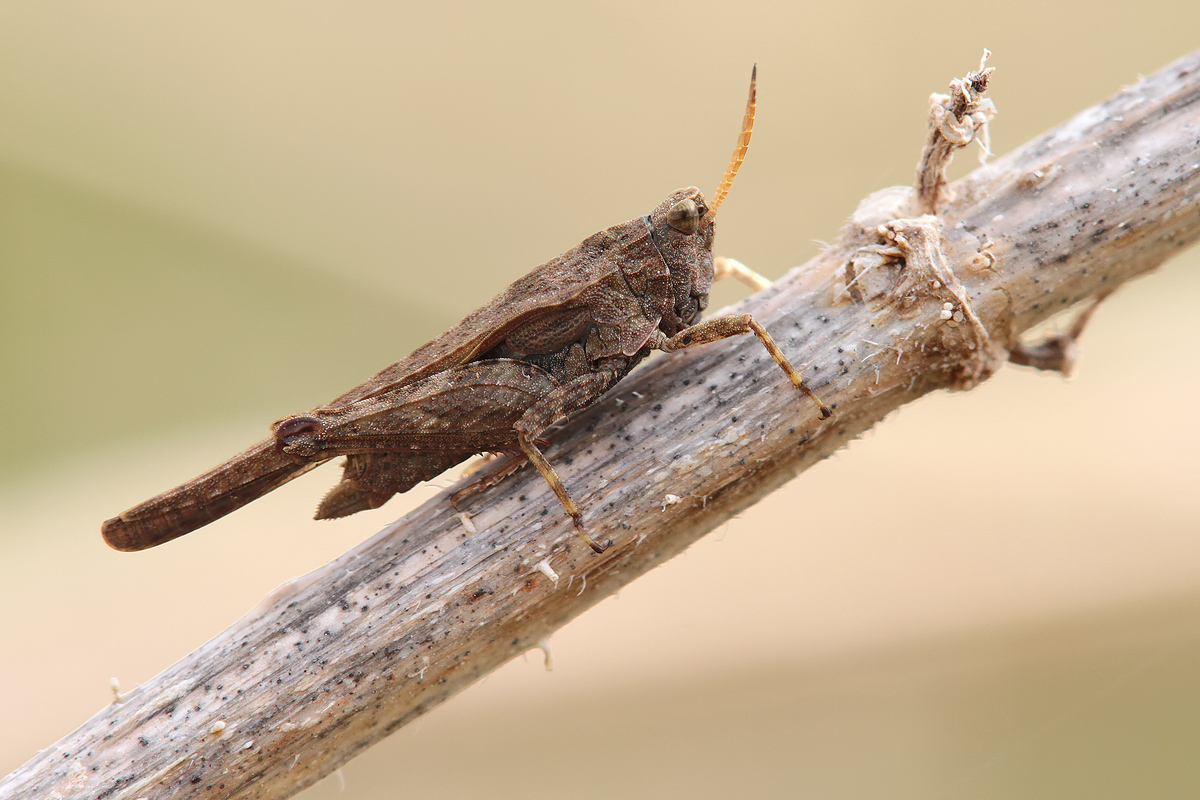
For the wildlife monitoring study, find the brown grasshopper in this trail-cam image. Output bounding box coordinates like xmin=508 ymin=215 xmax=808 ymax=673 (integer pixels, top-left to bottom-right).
xmin=101 ymin=67 xmax=830 ymax=555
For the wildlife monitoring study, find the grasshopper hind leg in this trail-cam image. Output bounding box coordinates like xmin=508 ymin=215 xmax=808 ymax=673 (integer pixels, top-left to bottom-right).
xmin=449 ymin=452 xmax=528 ymax=507
xmin=315 ymin=475 xmax=390 ymax=519
xmin=315 ymin=451 xmax=471 ymax=520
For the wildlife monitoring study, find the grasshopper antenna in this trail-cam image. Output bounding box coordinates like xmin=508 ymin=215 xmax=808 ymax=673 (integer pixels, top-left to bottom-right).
xmin=707 ymin=64 xmax=757 ymax=218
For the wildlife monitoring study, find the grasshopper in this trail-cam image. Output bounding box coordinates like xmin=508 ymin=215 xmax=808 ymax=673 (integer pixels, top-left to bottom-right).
xmin=102 ymin=67 xmax=830 ymax=555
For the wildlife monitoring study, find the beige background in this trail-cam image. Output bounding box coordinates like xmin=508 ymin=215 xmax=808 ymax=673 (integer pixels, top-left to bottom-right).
xmin=1 ymin=2 xmax=1198 ymax=797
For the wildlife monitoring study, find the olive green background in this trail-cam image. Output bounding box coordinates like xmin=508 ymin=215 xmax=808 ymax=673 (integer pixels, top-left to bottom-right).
xmin=1 ymin=2 xmax=1198 ymax=797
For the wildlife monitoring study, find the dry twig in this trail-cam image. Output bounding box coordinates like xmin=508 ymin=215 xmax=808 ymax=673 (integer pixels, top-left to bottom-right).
xmin=5 ymin=50 xmax=1199 ymax=800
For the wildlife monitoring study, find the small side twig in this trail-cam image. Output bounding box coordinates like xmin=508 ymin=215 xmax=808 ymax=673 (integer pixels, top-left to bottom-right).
xmin=1008 ymin=290 xmax=1115 ymax=375
xmin=915 ymin=49 xmax=997 ymax=213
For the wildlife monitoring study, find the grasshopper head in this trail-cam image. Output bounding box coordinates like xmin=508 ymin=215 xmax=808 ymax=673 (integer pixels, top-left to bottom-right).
xmin=649 ymin=65 xmax=756 ymax=336
xmin=648 ymin=187 xmax=716 ymax=335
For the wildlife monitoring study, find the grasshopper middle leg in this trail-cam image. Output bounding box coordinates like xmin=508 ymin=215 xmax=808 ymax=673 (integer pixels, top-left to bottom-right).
xmin=512 ymin=370 xmax=621 ymax=554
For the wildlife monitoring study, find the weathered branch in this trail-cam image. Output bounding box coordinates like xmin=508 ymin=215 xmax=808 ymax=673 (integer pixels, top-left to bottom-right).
xmin=7 ymin=50 xmax=1199 ymax=800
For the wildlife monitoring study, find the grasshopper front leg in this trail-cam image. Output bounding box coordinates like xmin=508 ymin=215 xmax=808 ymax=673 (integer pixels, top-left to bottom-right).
xmin=658 ymin=314 xmax=832 ymax=419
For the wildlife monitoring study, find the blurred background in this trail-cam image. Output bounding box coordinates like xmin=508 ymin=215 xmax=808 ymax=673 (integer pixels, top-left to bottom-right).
xmin=1 ymin=2 xmax=1198 ymax=797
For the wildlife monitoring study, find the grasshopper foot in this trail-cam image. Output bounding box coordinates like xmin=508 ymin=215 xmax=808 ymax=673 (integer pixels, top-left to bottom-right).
xmin=573 ymin=516 xmax=610 ymax=554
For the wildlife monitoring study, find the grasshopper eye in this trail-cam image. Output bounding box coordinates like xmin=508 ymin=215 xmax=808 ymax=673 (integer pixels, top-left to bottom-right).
xmin=666 ymin=199 xmax=700 ymax=235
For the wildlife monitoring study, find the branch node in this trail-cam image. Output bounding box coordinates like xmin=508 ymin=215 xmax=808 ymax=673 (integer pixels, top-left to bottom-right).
xmin=883 ymin=217 xmax=1002 ymax=387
